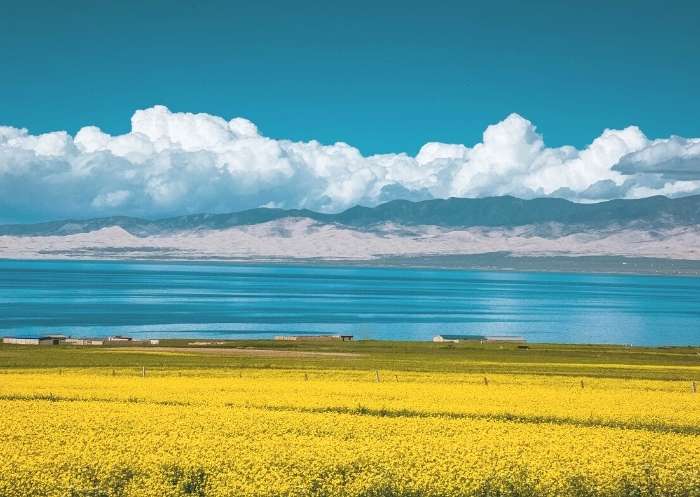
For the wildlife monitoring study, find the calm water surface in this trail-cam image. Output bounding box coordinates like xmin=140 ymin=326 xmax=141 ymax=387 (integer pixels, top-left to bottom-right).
xmin=1 ymin=260 xmax=699 ymax=345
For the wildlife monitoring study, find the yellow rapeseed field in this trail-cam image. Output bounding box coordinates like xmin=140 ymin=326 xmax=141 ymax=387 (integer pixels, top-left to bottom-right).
xmin=0 ymin=368 xmax=698 ymax=497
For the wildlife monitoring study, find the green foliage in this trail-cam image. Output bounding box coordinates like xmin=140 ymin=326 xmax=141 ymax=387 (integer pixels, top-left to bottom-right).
xmin=1 ymin=340 xmax=698 ymax=381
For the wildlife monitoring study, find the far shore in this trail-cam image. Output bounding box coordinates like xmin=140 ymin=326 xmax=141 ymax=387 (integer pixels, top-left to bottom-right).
xmin=3 ymin=253 xmax=700 ymax=277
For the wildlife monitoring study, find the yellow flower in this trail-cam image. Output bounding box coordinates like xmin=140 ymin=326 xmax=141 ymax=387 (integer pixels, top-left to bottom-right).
xmin=0 ymin=369 xmax=698 ymax=497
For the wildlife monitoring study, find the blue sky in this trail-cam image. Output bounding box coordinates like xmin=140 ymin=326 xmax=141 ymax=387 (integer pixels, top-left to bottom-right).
xmin=1 ymin=0 xmax=698 ymax=155
xmin=1 ymin=1 xmax=700 ymax=222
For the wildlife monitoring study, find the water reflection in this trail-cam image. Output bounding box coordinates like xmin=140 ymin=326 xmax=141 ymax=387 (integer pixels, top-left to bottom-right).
xmin=0 ymin=260 xmax=699 ymax=345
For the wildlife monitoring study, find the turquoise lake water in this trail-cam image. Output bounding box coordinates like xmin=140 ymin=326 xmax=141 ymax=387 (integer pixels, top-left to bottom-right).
xmin=0 ymin=259 xmax=699 ymax=345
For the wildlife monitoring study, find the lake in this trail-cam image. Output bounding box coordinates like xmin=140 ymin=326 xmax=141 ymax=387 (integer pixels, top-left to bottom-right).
xmin=0 ymin=259 xmax=699 ymax=345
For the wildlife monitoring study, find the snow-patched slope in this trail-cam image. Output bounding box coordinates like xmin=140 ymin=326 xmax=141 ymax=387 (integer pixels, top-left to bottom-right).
xmin=0 ymin=219 xmax=698 ymax=260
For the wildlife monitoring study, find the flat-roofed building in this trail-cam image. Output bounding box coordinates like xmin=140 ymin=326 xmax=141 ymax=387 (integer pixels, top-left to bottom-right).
xmin=3 ymin=337 xmax=41 ymax=345
xmin=3 ymin=336 xmax=66 ymax=345
xmin=65 ymin=338 xmax=104 ymax=346
xmin=274 ymin=335 xmax=353 ymax=341
xmin=485 ymin=335 xmax=527 ymax=343
xmin=433 ymin=334 xmax=484 ymax=343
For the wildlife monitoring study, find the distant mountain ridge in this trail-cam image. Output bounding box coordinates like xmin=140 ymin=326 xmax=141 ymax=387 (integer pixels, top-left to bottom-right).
xmin=2 ymin=195 xmax=700 ymax=237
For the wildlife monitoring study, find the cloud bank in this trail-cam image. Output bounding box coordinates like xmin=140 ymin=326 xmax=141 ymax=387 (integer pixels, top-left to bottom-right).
xmin=1 ymin=105 xmax=700 ymax=223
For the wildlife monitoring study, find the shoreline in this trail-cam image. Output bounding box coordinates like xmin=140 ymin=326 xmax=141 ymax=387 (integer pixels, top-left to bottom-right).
xmin=2 ymin=336 xmax=699 ymax=351
xmin=2 ymin=339 xmax=698 ymax=381
xmin=3 ymin=253 xmax=700 ymax=277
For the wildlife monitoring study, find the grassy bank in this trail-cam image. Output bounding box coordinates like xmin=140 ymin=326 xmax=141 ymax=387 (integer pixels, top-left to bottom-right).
xmin=2 ymin=339 xmax=698 ymax=380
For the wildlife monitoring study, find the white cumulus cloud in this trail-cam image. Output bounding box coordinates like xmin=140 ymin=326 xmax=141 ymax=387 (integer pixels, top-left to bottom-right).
xmin=1 ymin=105 xmax=699 ymax=223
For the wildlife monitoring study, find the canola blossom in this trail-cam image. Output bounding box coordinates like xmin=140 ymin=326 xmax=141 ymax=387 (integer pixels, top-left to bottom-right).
xmin=0 ymin=369 xmax=698 ymax=497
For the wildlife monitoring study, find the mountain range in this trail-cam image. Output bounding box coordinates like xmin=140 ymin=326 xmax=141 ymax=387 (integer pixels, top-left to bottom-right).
xmin=2 ymin=195 xmax=700 ymax=236
xmin=1 ymin=195 xmax=699 ymax=267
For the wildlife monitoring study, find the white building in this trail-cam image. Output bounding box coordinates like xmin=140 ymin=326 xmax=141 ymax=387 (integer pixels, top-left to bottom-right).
xmin=433 ymin=334 xmax=485 ymax=343
xmin=485 ymin=335 xmax=526 ymax=343
xmin=65 ymin=338 xmax=104 ymax=346
xmin=3 ymin=335 xmax=66 ymax=345
xmin=274 ymin=335 xmax=353 ymax=341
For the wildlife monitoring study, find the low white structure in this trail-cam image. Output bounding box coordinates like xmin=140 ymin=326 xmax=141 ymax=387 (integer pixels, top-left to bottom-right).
xmin=433 ymin=334 xmax=484 ymax=343
xmin=148 ymin=339 xmax=160 ymax=345
xmin=274 ymin=334 xmax=353 ymax=341
xmin=107 ymin=335 xmax=133 ymax=342
xmin=65 ymin=338 xmax=104 ymax=346
xmin=3 ymin=335 xmax=66 ymax=345
xmin=4 ymin=337 xmax=42 ymax=345
xmin=485 ymin=335 xmax=527 ymax=343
